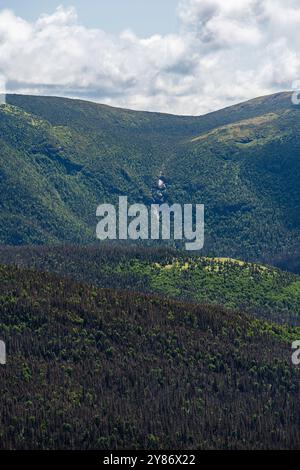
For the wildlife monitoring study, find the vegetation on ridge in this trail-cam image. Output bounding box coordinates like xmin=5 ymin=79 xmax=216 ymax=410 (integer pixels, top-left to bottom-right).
xmin=1 ymin=245 xmax=300 ymax=324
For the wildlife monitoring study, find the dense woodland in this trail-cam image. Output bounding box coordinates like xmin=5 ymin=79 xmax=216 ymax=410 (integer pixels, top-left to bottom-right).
xmin=0 ymin=92 xmax=300 ymax=261
xmin=0 ymin=264 xmax=300 ymax=450
xmin=269 ymin=250 xmax=300 ymax=276
xmin=0 ymin=244 xmax=300 ymax=325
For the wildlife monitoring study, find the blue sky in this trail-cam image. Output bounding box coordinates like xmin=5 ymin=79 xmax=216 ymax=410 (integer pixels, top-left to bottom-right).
xmin=0 ymin=0 xmax=179 ymax=36
xmin=0 ymin=0 xmax=298 ymax=115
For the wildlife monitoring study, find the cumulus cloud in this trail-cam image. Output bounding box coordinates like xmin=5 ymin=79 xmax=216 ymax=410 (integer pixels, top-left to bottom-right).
xmin=0 ymin=0 xmax=300 ymax=114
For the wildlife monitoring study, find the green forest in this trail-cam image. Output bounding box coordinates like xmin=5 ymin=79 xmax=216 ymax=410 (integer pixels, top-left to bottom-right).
xmin=0 ymin=92 xmax=299 ymax=263
xmin=0 ymin=265 xmax=299 ymax=450
xmin=1 ymin=245 xmax=300 ymax=324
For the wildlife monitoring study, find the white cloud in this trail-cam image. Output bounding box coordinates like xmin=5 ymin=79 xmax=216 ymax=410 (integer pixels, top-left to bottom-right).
xmin=0 ymin=0 xmax=300 ymax=114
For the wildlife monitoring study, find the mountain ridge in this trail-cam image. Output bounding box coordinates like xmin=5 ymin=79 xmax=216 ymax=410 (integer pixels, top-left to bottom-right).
xmin=0 ymin=244 xmax=299 ymax=324
xmin=0 ymin=91 xmax=299 ymax=263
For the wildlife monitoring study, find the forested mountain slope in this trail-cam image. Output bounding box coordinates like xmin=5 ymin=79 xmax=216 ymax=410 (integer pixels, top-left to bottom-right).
xmin=0 ymin=264 xmax=299 ymax=450
xmin=1 ymin=245 xmax=300 ymax=324
xmin=0 ymin=92 xmax=299 ymax=261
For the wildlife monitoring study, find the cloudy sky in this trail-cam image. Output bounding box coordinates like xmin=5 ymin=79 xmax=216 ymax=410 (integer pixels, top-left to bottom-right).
xmin=0 ymin=0 xmax=299 ymax=115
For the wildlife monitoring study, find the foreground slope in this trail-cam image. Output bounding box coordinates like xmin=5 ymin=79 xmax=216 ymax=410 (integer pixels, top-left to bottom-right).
xmin=0 ymin=92 xmax=299 ymax=262
xmin=1 ymin=245 xmax=300 ymax=324
xmin=0 ymin=264 xmax=299 ymax=450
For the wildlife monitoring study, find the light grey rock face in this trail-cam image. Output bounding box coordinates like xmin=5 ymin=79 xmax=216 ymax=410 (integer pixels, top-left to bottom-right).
xmin=152 ymin=174 xmax=168 ymax=203
xmin=158 ymin=178 xmax=166 ymax=190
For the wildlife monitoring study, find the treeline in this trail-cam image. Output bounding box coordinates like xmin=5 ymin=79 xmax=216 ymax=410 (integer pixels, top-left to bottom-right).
xmin=0 ymin=264 xmax=300 ymax=449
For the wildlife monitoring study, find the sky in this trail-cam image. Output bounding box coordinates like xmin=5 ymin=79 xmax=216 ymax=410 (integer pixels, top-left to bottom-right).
xmin=0 ymin=0 xmax=299 ymax=115
xmin=0 ymin=0 xmax=179 ymax=36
